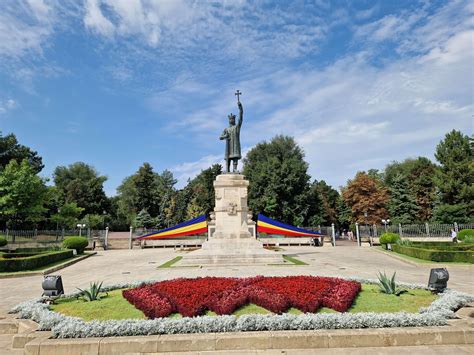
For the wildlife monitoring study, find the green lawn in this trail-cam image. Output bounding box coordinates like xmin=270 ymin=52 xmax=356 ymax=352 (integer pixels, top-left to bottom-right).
xmin=50 ymin=284 xmax=437 ymax=321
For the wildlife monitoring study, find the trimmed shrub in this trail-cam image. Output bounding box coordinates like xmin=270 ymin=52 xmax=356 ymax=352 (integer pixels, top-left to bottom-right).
xmin=0 ymin=250 xmax=74 ymax=272
xmin=63 ymin=237 xmax=88 ymax=254
xmin=379 ymin=233 xmax=400 ymax=245
xmin=0 ymin=237 xmax=7 ymax=247
xmin=458 ymin=229 xmax=474 ymax=241
xmin=463 ymin=235 xmax=474 ymax=243
xmin=392 ymin=245 xmax=474 ymax=263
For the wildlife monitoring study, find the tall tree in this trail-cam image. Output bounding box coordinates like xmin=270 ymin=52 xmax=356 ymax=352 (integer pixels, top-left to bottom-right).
xmin=384 ymin=157 xmax=437 ymax=221
xmin=0 ymin=132 xmax=44 ymax=173
xmin=388 ymin=174 xmax=419 ymax=223
xmin=307 ymin=180 xmax=339 ymax=226
xmin=53 ymin=162 xmax=108 ymax=216
xmin=342 ymin=171 xmax=389 ymax=224
xmin=0 ymin=160 xmax=48 ymax=227
xmin=185 ymin=164 xmax=222 ymax=220
xmin=243 ymin=135 xmax=311 ymax=225
xmin=134 ymin=163 xmax=160 ymax=216
xmin=433 ymin=130 xmax=474 ymax=222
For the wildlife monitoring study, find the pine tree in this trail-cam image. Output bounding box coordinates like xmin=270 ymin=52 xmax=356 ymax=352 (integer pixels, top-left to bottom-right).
xmin=388 ymin=174 xmax=419 ymax=223
xmin=433 ymin=130 xmax=474 ymax=222
xmin=135 ymin=209 xmax=154 ymax=228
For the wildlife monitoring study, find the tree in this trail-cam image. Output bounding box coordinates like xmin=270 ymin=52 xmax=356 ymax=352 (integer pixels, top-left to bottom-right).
xmin=134 ymin=209 xmax=154 ymax=228
xmin=0 ymin=132 xmax=44 ymax=173
xmin=433 ymin=130 xmax=474 ymax=222
xmin=184 ymin=164 xmax=222 ymax=220
xmin=53 ymin=162 xmax=109 ymax=216
xmin=336 ymin=196 xmax=352 ymax=229
xmin=342 ymin=171 xmax=389 ymax=224
xmin=243 ymin=136 xmax=311 ymax=225
xmin=50 ymin=202 xmax=84 ymax=229
xmin=384 ymin=157 xmax=437 ymax=221
xmin=388 ymin=174 xmax=419 ymax=224
xmin=0 ymin=160 xmax=48 ymax=227
xmin=307 ymin=180 xmax=339 ymax=226
xmin=115 ymin=165 xmax=178 ymax=228
xmin=134 ymin=163 xmax=160 ymax=216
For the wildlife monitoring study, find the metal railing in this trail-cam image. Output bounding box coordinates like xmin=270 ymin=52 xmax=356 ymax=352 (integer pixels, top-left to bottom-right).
xmin=0 ymin=229 xmax=105 ymax=244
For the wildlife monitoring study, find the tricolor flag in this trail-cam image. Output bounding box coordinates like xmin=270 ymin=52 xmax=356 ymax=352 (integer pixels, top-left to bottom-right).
xmin=257 ymin=214 xmax=323 ymax=237
xmin=137 ymin=215 xmax=207 ymax=240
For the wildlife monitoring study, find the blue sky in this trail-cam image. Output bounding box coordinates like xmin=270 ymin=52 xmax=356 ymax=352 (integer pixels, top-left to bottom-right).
xmin=0 ymin=0 xmax=472 ymax=196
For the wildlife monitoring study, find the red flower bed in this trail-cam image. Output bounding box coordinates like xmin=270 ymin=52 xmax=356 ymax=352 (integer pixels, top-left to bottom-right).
xmin=123 ymin=276 xmax=361 ymax=318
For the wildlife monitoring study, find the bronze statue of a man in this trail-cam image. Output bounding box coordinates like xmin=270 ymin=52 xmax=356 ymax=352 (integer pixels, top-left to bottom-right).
xmin=220 ymin=93 xmax=243 ymax=173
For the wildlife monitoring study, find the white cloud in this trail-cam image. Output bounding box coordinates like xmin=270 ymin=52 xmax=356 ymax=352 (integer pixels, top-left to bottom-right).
xmin=171 ymin=154 xmax=222 ymax=187
xmin=84 ymin=0 xmax=115 ymax=37
xmin=0 ymin=98 xmax=18 ymax=114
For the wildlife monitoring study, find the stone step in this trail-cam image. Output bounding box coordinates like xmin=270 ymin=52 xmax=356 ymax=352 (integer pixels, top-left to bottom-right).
xmin=0 ymin=320 xmax=18 ymax=335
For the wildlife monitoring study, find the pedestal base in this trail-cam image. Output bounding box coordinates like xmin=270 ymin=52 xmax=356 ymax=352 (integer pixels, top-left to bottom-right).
xmin=179 ymin=236 xmax=284 ymax=266
xmin=179 ymin=173 xmax=284 ymax=266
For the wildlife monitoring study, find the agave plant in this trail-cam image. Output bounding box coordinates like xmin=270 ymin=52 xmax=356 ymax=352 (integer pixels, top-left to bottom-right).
xmin=377 ymin=271 xmax=407 ymax=296
xmin=76 ymin=281 xmax=106 ymax=302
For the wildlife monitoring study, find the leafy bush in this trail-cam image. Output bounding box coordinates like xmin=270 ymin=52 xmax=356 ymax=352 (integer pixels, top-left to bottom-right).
xmin=458 ymin=229 xmax=474 ymax=241
xmin=77 ymin=281 xmax=106 ymax=302
xmin=463 ymin=235 xmax=474 ymax=243
xmin=379 ymin=233 xmax=400 ymax=245
xmin=63 ymin=237 xmax=88 ymax=254
xmin=393 ymin=245 xmax=474 ymax=263
xmin=0 ymin=237 xmax=7 ymax=247
xmin=377 ymin=271 xmax=407 ymax=296
xmin=0 ymin=250 xmax=74 ymax=272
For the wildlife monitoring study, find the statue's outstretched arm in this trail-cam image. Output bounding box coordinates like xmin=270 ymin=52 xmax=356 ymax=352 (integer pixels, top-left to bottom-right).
xmin=238 ymin=102 xmax=243 ymax=127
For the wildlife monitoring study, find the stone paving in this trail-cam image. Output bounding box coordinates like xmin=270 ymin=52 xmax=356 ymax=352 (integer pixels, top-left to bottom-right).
xmin=1 ymin=245 xmax=473 ymax=314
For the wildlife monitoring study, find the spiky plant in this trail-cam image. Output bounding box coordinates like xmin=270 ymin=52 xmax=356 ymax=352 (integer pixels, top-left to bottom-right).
xmin=377 ymin=271 xmax=407 ymax=296
xmin=76 ymin=281 xmax=105 ymax=302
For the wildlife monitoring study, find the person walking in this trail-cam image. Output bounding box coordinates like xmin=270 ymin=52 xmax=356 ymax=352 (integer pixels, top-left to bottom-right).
xmin=451 ymin=229 xmax=458 ymax=243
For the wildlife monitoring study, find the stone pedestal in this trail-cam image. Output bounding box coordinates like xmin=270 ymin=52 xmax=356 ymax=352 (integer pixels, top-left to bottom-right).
xmin=180 ymin=174 xmax=283 ymax=266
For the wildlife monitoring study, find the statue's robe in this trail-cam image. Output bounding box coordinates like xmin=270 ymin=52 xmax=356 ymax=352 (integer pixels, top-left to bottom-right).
xmin=221 ymin=110 xmax=243 ymax=160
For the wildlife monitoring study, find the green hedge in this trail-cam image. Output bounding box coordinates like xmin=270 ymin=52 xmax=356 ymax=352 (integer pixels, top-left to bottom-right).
xmin=411 ymin=242 xmax=474 ymax=251
xmin=0 ymin=237 xmax=7 ymax=247
xmin=1 ymin=251 xmax=50 ymax=259
xmin=0 ymin=250 xmax=74 ymax=272
xmin=392 ymin=244 xmax=474 ymax=263
xmin=458 ymin=229 xmax=474 ymax=241
xmin=63 ymin=237 xmax=89 ymax=254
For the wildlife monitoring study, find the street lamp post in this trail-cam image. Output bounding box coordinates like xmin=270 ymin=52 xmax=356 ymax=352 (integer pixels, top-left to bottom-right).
xmin=382 ymin=219 xmax=391 ymax=233
xmin=102 ymin=210 xmax=106 ymax=230
xmin=77 ymin=223 xmax=86 ymax=237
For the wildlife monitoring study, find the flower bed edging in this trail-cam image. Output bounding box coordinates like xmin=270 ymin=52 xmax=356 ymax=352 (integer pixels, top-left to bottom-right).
xmin=9 ymin=276 xmax=474 ymax=338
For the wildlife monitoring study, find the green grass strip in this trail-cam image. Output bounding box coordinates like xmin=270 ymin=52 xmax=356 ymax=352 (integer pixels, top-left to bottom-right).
xmin=282 ymin=255 xmax=308 ymax=265
xmin=158 ymin=256 xmax=183 ymax=268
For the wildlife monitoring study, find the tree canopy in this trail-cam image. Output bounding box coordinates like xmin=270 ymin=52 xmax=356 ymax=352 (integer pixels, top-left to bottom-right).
xmin=53 ymin=162 xmax=109 ymax=216
xmin=0 ymin=132 xmax=44 ymax=173
xmin=243 ymin=135 xmax=311 ymax=225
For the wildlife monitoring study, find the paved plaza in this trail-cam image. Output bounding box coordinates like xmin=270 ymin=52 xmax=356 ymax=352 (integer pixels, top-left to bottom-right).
xmin=1 ymin=245 xmax=473 ymax=315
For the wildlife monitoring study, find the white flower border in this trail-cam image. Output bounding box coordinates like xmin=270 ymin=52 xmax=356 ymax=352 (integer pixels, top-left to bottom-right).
xmin=9 ymin=276 xmax=474 ymax=338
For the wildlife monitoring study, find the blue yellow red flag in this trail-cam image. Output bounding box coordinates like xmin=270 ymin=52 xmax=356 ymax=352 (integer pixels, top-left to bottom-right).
xmin=257 ymin=214 xmax=323 ymax=237
xmin=137 ymin=215 xmax=207 ymax=240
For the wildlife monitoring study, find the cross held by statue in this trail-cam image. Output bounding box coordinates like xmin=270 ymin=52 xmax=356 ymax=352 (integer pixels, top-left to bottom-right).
xmin=235 ymin=90 xmax=242 ymax=103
